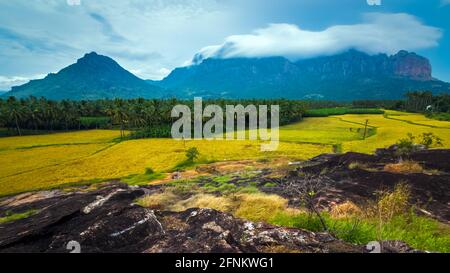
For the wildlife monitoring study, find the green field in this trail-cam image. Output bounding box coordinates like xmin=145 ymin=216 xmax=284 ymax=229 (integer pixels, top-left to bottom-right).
xmin=304 ymin=107 xmax=385 ymax=117
xmin=0 ymin=110 xmax=449 ymax=197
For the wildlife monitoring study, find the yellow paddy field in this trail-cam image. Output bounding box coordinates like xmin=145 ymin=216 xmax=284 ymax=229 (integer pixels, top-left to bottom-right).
xmin=0 ymin=111 xmax=449 ymax=196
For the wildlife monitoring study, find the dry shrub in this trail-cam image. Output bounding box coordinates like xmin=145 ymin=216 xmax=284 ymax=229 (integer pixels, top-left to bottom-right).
xmin=137 ymin=189 xmax=290 ymax=223
xmin=348 ymin=162 xmax=378 ymax=172
xmin=234 ymin=193 xmax=288 ymax=222
xmin=383 ymin=161 xmax=423 ymax=174
xmin=171 ymin=194 xmax=235 ymax=212
xmin=348 ymin=162 xmax=368 ymax=170
xmin=136 ymin=191 xmax=179 ymax=210
xmin=330 ymin=201 xmax=362 ymax=218
xmin=365 ymin=183 xmax=411 ymax=221
xmin=160 ymin=216 xmax=189 ymax=231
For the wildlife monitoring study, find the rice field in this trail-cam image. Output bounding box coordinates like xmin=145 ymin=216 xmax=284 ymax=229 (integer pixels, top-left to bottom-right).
xmin=0 ymin=111 xmax=449 ymax=196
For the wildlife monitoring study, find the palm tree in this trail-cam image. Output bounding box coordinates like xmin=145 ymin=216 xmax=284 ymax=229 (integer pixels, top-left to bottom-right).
xmin=106 ymin=100 xmax=129 ymax=138
xmin=9 ymin=104 xmax=24 ymax=136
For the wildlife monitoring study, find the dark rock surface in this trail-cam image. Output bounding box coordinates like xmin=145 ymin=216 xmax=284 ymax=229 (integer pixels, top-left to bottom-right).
xmin=0 ymin=184 xmax=364 ymax=253
xmin=268 ymin=149 xmax=450 ymax=222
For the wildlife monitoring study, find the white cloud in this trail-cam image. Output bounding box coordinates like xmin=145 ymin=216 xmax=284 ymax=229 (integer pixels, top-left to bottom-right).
xmin=0 ymin=75 xmax=46 ymax=91
xmin=0 ymin=0 xmax=236 ymax=87
xmin=193 ymin=13 xmax=442 ymax=64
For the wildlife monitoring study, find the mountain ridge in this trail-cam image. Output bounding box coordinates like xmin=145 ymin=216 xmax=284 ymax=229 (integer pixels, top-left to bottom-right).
xmin=3 ymin=50 xmax=449 ymax=100
xmin=154 ymin=50 xmax=449 ymax=100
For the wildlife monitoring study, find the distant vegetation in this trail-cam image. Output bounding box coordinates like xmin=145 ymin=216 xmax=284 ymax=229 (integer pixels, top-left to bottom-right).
xmin=304 ymin=107 xmax=384 ymax=117
xmin=0 ymin=97 xmax=307 ymax=137
xmin=2 ymin=92 xmax=449 ymax=137
xmin=402 ymin=92 xmax=450 ymax=121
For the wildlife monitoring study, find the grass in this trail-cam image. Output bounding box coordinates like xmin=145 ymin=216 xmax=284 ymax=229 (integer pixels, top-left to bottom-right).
xmin=383 ymin=161 xmax=424 ymax=174
xmin=426 ymin=112 xmax=450 ymax=122
xmin=304 ymin=107 xmax=384 ymax=117
xmin=270 ymin=211 xmax=450 ymax=252
xmin=136 ymin=182 xmax=449 ymax=252
xmin=0 ymin=129 xmax=123 ymax=151
xmin=0 ymin=209 xmax=39 ymax=224
xmin=122 ymin=172 xmax=166 ymax=186
xmin=341 ymin=110 xmax=450 ymax=153
xmin=0 ymin=111 xmax=449 ymax=196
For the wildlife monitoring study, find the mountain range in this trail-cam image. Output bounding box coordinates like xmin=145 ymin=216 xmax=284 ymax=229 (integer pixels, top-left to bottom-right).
xmin=3 ymin=50 xmax=450 ymax=100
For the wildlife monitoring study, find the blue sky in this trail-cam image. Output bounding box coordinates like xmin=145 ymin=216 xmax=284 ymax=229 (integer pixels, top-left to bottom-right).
xmin=0 ymin=0 xmax=449 ymax=90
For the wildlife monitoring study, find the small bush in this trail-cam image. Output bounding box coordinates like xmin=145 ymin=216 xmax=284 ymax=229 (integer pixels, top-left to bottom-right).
xmin=418 ymin=132 xmax=443 ymax=148
xmin=383 ymin=161 xmax=423 ymax=174
xmin=368 ymin=183 xmax=411 ymax=221
xmin=186 ymin=147 xmax=200 ymax=162
xmin=395 ymin=133 xmax=417 ymax=159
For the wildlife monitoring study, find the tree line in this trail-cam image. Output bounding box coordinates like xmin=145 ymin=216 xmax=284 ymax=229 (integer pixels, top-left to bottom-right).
xmin=2 ymin=93 xmax=448 ymax=137
xmin=352 ymin=92 xmax=450 ymax=114
xmin=0 ymin=97 xmax=308 ymax=137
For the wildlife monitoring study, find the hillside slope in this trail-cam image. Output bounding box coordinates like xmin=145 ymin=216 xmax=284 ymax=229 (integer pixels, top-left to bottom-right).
xmin=5 ymin=52 xmax=164 ymax=100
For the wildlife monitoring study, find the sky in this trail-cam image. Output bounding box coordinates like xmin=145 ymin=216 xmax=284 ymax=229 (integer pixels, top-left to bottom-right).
xmin=0 ymin=0 xmax=450 ymax=90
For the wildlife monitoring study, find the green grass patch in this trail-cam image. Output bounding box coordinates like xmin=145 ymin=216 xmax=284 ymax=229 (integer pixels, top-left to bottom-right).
xmin=171 ymin=158 xmax=216 ymax=172
xmin=238 ymin=186 xmax=260 ymax=194
xmin=122 ymin=172 xmax=166 ymax=186
xmin=213 ymin=175 xmax=233 ymax=184
xmin=270 ymin=211 xmax=450 ymax=253
xmin=0 ymin=209 xmax=39 ymax=224
xmin=263 ymin=182 xmax=277 ymax=187
xmin=305 ymin=108 xmax=384 ymax=117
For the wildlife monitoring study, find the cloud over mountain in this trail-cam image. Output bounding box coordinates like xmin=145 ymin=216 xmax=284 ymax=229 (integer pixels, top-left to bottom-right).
xmin=193 ymin=13 xmax=442 ymax=64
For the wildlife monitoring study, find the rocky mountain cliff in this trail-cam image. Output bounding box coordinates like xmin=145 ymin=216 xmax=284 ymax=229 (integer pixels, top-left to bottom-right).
xmin=156 ymin=50 xmax=449 ymax=100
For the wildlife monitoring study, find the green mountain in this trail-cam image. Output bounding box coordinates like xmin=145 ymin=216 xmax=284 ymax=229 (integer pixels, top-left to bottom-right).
xmin=4 ymin=52 xmax=164 ymax=100
xmin=155 ymin=50 xmax=450 ymax=100
xmin=4 ymin=50 xmax=449 ymax=101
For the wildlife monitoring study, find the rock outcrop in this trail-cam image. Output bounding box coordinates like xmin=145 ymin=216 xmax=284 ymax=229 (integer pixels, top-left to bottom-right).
xmin=0 ymin=184 xmax=362 ymax=253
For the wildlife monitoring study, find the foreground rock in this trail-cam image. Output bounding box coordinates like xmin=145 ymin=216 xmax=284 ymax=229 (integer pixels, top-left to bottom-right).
xmin=262 ymin=149 xmax=450 ymax=222
xmin=0 ymin=184 xmax=415 ymax=253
